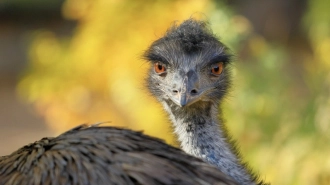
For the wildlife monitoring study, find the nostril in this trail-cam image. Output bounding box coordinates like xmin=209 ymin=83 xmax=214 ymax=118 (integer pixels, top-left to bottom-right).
xmin=190 ymin=89 xmax=198 ymax=95
xmin=172 ymin=90 xmax=179 ymax=94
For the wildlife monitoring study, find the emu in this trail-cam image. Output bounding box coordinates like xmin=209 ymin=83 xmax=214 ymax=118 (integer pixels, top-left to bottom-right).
xmin=0 ymin=18 xmax=266 ymax=185
xmin=144 ymin=19 xmax=265 ymax=185
xmin=0 ymin=124 xmax=238 ymax=185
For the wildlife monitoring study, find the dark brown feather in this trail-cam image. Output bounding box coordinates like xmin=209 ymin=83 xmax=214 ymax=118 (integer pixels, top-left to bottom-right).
xmin=0 ymin=124 xmax=238 ymax=185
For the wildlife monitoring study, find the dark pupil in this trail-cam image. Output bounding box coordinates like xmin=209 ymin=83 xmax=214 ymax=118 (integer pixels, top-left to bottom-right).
xmin=213 ymin=66 xmax=219 ymax=72
xmin=158 ymin=64 xmax=163 ymax=70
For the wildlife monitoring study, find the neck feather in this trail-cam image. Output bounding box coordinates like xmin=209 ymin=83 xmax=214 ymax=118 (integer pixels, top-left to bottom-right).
xmin=162 ymin=100 xmax=256 ymax=185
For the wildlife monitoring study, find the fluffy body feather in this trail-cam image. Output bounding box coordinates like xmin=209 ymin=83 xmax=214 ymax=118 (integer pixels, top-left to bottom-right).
xmin=0 ymin=124 xmax=238 ymax=185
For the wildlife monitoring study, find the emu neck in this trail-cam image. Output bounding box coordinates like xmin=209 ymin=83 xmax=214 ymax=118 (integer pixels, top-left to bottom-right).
xmin=162 ymin=101 xmax=255 ymax=185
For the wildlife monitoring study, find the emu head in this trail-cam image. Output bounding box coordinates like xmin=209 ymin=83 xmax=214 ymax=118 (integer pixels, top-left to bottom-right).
xmin=144 ymin=19 xmax=232 ymax=108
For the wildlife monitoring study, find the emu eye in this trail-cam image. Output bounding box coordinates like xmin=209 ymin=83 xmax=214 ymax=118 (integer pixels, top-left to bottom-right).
xmin=211 ymin=62 xmax=224 ymax=76
xmin=154 ymin=62 xmax=166 ymax=74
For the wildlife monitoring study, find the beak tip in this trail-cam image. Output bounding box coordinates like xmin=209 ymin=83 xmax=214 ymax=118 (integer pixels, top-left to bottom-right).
xmin=179 ymin=99 xmax=187 ymax=107
xmin=171 ymin=97 xmax=187 ymax=107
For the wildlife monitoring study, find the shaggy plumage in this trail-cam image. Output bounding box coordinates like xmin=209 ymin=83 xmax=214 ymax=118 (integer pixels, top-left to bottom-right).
xmin=0 ymin=124 xmax=238 ymax=185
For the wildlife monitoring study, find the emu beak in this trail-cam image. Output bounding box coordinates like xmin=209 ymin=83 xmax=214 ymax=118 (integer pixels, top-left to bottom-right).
xmin=169 ymin=74 xmax=200 ymax=107
xmin=172 ymin=89 xmax=190 ymax=107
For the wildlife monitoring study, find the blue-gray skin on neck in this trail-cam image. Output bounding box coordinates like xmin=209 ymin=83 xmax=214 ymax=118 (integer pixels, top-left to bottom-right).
xmin=162 ymin=100 xmax=257 ymax=185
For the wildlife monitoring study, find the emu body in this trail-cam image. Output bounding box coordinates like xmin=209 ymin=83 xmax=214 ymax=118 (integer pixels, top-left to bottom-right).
xmin=0 ymin=124 xmax=237 ymax=185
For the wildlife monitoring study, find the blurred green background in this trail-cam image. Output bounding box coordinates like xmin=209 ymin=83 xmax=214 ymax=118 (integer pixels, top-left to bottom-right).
xmin=0 ymin=0 xmax=329 ymax=184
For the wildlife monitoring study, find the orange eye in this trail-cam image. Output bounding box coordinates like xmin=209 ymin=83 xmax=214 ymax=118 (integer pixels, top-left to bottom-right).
xmin=154 ymin=62 xmax=166 ymax=74
xmin=211 ymin=62 xmax=223 ymax=76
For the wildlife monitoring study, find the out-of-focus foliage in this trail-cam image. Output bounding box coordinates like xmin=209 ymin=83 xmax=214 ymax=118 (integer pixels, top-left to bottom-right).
xmin=224 ymin=0 xmax=330 ymax=184
xmin=17 ymin=0 xmax=330 ymax=185
xmin=18 ymin=0 xmax=243 ymax=144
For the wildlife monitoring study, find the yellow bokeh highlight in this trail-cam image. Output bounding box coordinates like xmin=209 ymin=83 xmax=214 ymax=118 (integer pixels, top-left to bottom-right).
xmin=18 ymin=0 xmax=215 ymax=143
